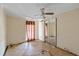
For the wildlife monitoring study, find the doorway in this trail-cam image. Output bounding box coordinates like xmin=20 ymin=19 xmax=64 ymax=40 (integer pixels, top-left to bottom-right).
xmin=26 ymin=21 xmax=35 ymax=42
xmin=44 ymin=18 xmax=57 ymax=47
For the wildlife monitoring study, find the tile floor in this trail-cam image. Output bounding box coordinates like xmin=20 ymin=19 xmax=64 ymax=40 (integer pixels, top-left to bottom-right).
xmin=5 ymin=40 xmax=74 ymax=56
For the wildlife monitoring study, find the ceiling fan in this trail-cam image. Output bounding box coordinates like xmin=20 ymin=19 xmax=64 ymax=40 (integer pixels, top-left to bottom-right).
xmin=40 ymin=8 xmax=54 ymax=22
xmin=40 ymin=8 xmax=54 ymax=15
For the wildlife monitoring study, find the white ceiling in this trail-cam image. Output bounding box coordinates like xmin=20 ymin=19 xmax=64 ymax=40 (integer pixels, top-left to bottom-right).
xmin=1 ymin=3 xmax=79 ymax=19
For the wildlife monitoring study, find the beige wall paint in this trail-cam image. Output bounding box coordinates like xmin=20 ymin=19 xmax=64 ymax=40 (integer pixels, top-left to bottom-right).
xmin=57 ymin=8 xmax=79 ymax=55
xmin=0 ymin=7 xmax=7 ymax=56
xmin=7 ymin=16 xmax=26 ymax=45
xmin=35 ymin=21 xmax=39 ymax=40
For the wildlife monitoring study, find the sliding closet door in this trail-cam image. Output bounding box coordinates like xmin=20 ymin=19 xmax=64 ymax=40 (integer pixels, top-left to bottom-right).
xmin=26 ymin=21 xmax=35 ymax=42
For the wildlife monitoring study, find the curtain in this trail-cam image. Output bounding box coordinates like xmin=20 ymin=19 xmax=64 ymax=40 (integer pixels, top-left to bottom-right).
xmin=26 ymin=21 xmax=35 ymax=42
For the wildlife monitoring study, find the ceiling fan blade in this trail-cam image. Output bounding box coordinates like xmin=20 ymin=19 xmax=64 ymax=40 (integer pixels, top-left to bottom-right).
xmin=44 ymin=12 xmax=54 ymax=15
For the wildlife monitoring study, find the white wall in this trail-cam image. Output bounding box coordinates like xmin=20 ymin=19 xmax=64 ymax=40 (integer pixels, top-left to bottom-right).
xmin=38 ymin=21 xmax=44 ymax=41
xmin=57 ymin=8 xmax=79 ymax=55
xmin=0 ymin=7 xmax=7 ymax=56
xmin=7 ymin=16 xmax=26 ymax=45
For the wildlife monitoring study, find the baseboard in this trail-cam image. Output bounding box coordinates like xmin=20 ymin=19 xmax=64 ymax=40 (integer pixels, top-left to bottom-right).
xmin=8 ymin=41 xmax=27 ymax=48
xmin=56 ymin=46 xmax=78 ymax=56
xmin=3 ymin=41 xmax=27 ymax=56
xmin=3 ymin=46 xmax=8 ymax=56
